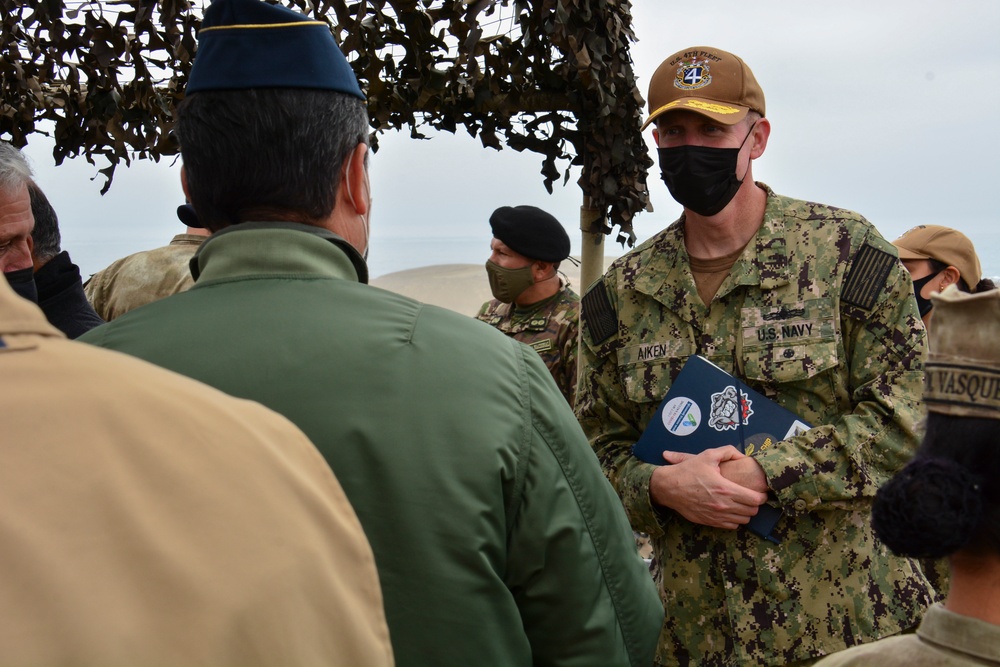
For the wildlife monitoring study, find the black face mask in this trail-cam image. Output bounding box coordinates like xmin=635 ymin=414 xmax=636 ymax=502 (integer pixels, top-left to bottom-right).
xmin=3 ymin=266 xmax=38 ymax=303
xmin=657 ymin=123 xmax=756 ymax=217
xmin=911 ymin=272 xmax=939 ymax=317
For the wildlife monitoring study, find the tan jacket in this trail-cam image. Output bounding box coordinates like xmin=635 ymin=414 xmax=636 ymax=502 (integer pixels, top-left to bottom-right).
xmin=84 ymin=233 xmax=205 ymax=320
xmin=0 ymin=278 xmax=393 ymax=666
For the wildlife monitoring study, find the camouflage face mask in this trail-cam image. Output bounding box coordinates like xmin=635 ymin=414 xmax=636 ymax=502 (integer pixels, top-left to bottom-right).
xmin=486 ymin=259 xmax=534 ymax=304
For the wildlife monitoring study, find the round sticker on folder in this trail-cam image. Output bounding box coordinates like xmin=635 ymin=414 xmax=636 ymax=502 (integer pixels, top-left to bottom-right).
xmin=661 ymin=397 xmax=701 ymax=436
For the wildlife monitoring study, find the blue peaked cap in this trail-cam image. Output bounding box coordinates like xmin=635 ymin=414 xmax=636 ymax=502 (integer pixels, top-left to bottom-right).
xmin=186 ymin=0 xmax=364 ymax=100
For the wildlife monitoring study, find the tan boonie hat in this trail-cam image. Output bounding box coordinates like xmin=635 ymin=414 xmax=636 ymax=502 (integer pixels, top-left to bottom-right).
xmin=642 ymin=46 xmax=766 ymax=130
xmin=923 ymin=285 xmax=1000 ymax=420
xmin=893 ymin=225 xmax=983 ymax=292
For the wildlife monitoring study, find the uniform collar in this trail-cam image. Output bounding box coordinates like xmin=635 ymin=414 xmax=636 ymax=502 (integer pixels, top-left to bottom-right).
xmin=513 ymin=280 xmax=568 ymax=314
xmin=631 ymin=182 xmax=790 ymax=318
xmin=170 ymin=233 xmax=208 ymax=247
xmin=918 ymin=603 xmax=1000 ymax=662
xmin=190 ymin=221 xmax=369 ymax=285
xmin=740 ymin=183 xmax=791 ymax=293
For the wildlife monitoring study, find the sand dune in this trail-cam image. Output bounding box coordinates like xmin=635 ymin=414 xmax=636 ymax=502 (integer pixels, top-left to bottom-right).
xmin=370 ymin=257 xmax=613 ymax=316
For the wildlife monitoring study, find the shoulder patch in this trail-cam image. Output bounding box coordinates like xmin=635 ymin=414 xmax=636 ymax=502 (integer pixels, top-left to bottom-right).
xmin=582 ymin=282 xmax=617 ymax=344
xmin=842 ymin=243 xmax=895 ymax=311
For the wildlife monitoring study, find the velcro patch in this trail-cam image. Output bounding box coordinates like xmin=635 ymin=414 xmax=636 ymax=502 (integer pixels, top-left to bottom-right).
xmin=842 ymin=243 xmax=895 ymax=311
xmin=530 ymin=339 xmax=553 ymax=353
xmin=582 ymin=282 xmax=617 ymax=344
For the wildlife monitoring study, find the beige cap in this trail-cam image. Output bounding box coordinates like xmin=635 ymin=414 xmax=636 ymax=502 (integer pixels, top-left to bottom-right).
xmin=642 ymin=46 xmax=765 ymax=130
xmin=923 ymin=286 xmax=1000 ymax=420
xmin=893 ymin=225 xmax=983 ymax=292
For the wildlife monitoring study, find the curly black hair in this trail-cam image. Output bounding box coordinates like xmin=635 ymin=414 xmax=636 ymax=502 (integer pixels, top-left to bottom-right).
xmin=873 ymin=413 xmax=1000 ymax=559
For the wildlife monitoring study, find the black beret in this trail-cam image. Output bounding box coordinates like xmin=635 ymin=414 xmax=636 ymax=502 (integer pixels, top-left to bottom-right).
xmin=176 ymin=204 xmax=203 ymax=229
xmin=186 ymin=0 xmax=364 ymax=100
xmin=489 ymin=205 xmax=570 ymax=263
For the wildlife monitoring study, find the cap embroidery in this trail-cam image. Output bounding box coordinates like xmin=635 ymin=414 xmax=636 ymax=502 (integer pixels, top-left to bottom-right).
xmin=685 ymin=100 xmax=740 ymax=115
xmin=674 ymin=58 xmax=712 ymax=91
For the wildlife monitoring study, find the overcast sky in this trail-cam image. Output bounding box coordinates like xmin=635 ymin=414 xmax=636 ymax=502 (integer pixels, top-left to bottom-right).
xmin=21 ymin=0 xmax=1000 ymax=279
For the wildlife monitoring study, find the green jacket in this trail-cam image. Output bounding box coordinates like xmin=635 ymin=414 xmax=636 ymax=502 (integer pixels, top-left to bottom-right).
xmin=576 ymin=186 xmax=935 ymax=666
xmin=82 ymin=222 xmax=663 ymax=667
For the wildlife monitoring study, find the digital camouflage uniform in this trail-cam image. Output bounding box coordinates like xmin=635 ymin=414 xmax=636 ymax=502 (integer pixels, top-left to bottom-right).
xmin=84 ymin=234 xmax=205 ymax=321
xmin=576 ymin=184 xmax=936 ymax=666
xmin=477 ymin=282 xmax=580 ymax=406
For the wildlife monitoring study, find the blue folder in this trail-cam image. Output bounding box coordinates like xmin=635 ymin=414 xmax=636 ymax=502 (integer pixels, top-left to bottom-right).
xmin=632 ymin=355 xmax=811 ymax=543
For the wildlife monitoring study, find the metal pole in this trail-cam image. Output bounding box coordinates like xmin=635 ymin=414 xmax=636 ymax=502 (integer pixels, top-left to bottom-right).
xmin=579 ymin=195 xmax=604 ymax=292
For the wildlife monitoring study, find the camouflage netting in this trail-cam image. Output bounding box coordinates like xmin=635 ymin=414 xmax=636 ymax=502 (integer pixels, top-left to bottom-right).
xmin=0 ymin=0 xmax=650 ymax=243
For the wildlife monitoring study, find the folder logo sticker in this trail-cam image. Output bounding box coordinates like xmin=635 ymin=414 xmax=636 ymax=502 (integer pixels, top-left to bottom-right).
xmin=708 ymin=385 xmax=753 ymax=432
xmin=783 ymin=420 xmax=811 ymax=439
xmin=661 ymin=397 xmax=702 ymax=437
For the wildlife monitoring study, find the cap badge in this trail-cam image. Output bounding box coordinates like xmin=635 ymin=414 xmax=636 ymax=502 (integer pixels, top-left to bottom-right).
xmin=674 ymin=58 xmax=712 ymax=91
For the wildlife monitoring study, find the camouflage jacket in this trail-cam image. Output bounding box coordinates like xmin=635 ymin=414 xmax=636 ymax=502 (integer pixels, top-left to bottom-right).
xmin=576 ymin=184 xmax=935 ymax=666
xmin=476 ymin=282 xmax=580 ymax=407
xmin=84 ymin=234 xmax=205 ymax=321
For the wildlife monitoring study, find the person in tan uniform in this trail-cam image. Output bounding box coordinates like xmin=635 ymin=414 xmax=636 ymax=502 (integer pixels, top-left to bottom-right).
xmin=891 ymin=225 xmax=996 ymax=599
xmin=84 ymin=203 xmax=210 ymax=321
xmin=0 ymin=271 xmax=393 ymax=665
xmin=892 ymin=224 xmax=996 ymax=329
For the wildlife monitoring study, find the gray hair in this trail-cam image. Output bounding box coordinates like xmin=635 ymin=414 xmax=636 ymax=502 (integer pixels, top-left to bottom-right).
xmin=744 ymin=110 xmax=763 ymax=129
xmin=0 ymin=142 xmax=34 ymax=193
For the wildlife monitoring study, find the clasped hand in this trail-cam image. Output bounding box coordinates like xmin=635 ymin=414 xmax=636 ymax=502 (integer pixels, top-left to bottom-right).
xmin=649 ymin=446 xmax=769 ymax=530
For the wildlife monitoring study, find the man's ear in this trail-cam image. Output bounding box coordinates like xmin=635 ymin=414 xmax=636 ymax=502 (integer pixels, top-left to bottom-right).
xmin=341 ymin=143 xmax=370 ymax=216
xmin=532 ymin=260 xmax=554 ymax=282
xmin=181 ymin=166 xmax=190 ymax=201
xmin=749 ymin=117 xmax=770 ymax=160
xmin=651 ymin=128 xmax=661 ymax=147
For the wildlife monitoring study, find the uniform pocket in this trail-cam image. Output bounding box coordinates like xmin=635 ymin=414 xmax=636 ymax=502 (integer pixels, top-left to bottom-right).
xmin=740 ymin=298 xmax=840 ymax=385
xmin=743 ymin=339 xmax=839 ymax=384
xmin=616 ymin=339 xmax=695 ymax=405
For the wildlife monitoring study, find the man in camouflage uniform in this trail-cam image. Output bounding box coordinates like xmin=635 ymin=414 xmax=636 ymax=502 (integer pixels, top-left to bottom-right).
xmin=477 ymin=205 xmax=580 ymax=406
xmin=575 ymin=46 xmax=935 ymax=666
xmin=84 ymin=204 xmax=209 ymax=321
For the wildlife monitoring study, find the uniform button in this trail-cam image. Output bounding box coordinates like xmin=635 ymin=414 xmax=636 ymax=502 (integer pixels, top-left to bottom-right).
xmin=783 ymin=348 xmax=795 ymax=359
xmin=793 ymin=498 xmax=807 ymax=512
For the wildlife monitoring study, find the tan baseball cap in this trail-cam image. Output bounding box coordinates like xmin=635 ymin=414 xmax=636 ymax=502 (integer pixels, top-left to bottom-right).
xmin=923 ymin=285 xmax=1000 ymax=420
xmin=642 ymin=46 xmax=766 ymax=130
xmin=892 ymin=225 xmax=982 ymax=292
